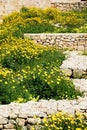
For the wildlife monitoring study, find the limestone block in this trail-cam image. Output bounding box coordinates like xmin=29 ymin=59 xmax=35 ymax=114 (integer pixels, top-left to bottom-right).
xmin=25 ymin=111 xmax=38 ymax=118
xmin=16 ymin=118 xmax=25 ymax=126
xmin=44 ymin=106 xmax=58 ymax=115
xmin=63 ymin=38 xmax=71 ymax=42
xmin=0 ymin=105 xmax=11 ymax=118
xmin=9 ymin=113 xmax=18 ymax=119
xmin=8 ymin=119 xmax=17 ymax=125
xmin=34 ymin=36 xmax=40 ymax=40
xmin=50 ymin=39 xmax=55 ymax=45
xmin=55 ymin=39 xmax=60 ymax=42
xmin=27 ymin=118 xmax=41 ymax=125
xmin=40 ymin=34 xmax=46 ymax=40
xmin=43 ymin=42 xmax=49 ymax=46
xmin=51 ymin=35 xmax=56 ymax=40
xmin=73 ymin=42 xmax=78 ymax=46
xmin=84 ymin=34 xmax=87 ymax=38
xmin=58 ymin=41 xmax=64 ymax=47
xmin=4 ymin=123 xmax=15 ymax=129
xmin=0 ymin=125 xmax=3 ymax=129
xmin=0 ymin=117 xmax=8 ymax=125
xmin=45 ymin=39 xmax=50 ymax=43
xmin=79 ymin=41 xmax=85 ymax=45
xmin=78 ymin=100 xmax=87 ymax=111
xmin=71 ymin=38 xmax=75 ymax=42
xmin=57 ymin=100 xmax=75 ymax=115
xmin=18 ymin=113 xmax=28 ymax=118
xmin=39 ymin=113 xmax=47 ymax=118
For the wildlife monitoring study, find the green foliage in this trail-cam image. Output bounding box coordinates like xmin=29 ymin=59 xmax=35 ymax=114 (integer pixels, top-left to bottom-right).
xmin=20 ymin=7 xmax=43 ymax=18
xmin=0 ymin=7 xmax=85 ymax=104
xmin=83 ymin=51 xmax=87 ymax=55
xmin=41 ymin=112 xmax=87 ymax=130
xmin=23 ymin=17 xmax=55 ymax=34
xmin=43 ymin=8 xmax=61 ymax=21
xmin=0 ymin=7 xmax=87 ymax=44
xmin=0 ymin=37 xmax=82 ymax=104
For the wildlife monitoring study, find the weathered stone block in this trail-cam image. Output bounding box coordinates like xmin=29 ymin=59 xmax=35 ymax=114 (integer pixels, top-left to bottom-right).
xmin=0 ymin=125 xmax=3 ymax=129
xmin=0 ymin=117 xmax=8 ymax=125
xmin=16 ymin=118 xmax=25 ymax=126
xmin=4 ymin=123 xmax=15 ymax=129
xmin=8 ymin=119 xmax=17 ymax=125
xmin=27 ymin=118 xmax=41 ymax=125
xmin=78 ymin=45 xmax=84 ymax=51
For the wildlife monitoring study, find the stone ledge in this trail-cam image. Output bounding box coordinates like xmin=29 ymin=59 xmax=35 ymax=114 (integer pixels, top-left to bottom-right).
xmin=24 ymin=33 xmax=87 ymax=51
xmin=0 ymin=97 xmax=87 ymax=129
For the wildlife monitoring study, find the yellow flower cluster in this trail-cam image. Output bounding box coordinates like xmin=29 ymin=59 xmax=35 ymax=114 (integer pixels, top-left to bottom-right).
xmin=42 ymin=112 xmax=87 ymax=130
xmin=0 ymin=36 xmax=82 ymax=104
xmin=0 ymin=7 xmax=87 ymax=45
xmin=1 ymin=6 xmax=86 ymax=103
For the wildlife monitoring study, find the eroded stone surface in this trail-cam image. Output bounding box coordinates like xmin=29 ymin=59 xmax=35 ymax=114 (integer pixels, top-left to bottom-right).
xmin=4 ymin=123 xmax=15 ymax=129
xmin=0 ymin=117 xmax=8 ymax=125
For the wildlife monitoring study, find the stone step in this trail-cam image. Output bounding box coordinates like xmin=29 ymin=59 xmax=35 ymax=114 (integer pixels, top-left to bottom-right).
xmin=61 ymin=51 xmax=87 ymax=78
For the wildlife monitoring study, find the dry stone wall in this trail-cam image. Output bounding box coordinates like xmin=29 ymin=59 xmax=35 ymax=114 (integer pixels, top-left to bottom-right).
xmin=0 ymin=1 xmax=87 ymax=129
xmin=0 ymin=98 xmax=87 ymax=130
xmin=51 ymin=1 xmax=87 ymax=11
xmin=24 ymin=33 xmax=87 ymax=51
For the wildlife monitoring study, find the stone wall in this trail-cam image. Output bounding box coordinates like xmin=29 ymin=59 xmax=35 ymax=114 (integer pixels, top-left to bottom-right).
xmin=24 ymin=33 xmax=87 ymax=51
xmin=51 ymin=1 xmax=87 ymax=11
xmin=0 ymin=98 xmax=87 ymax=129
